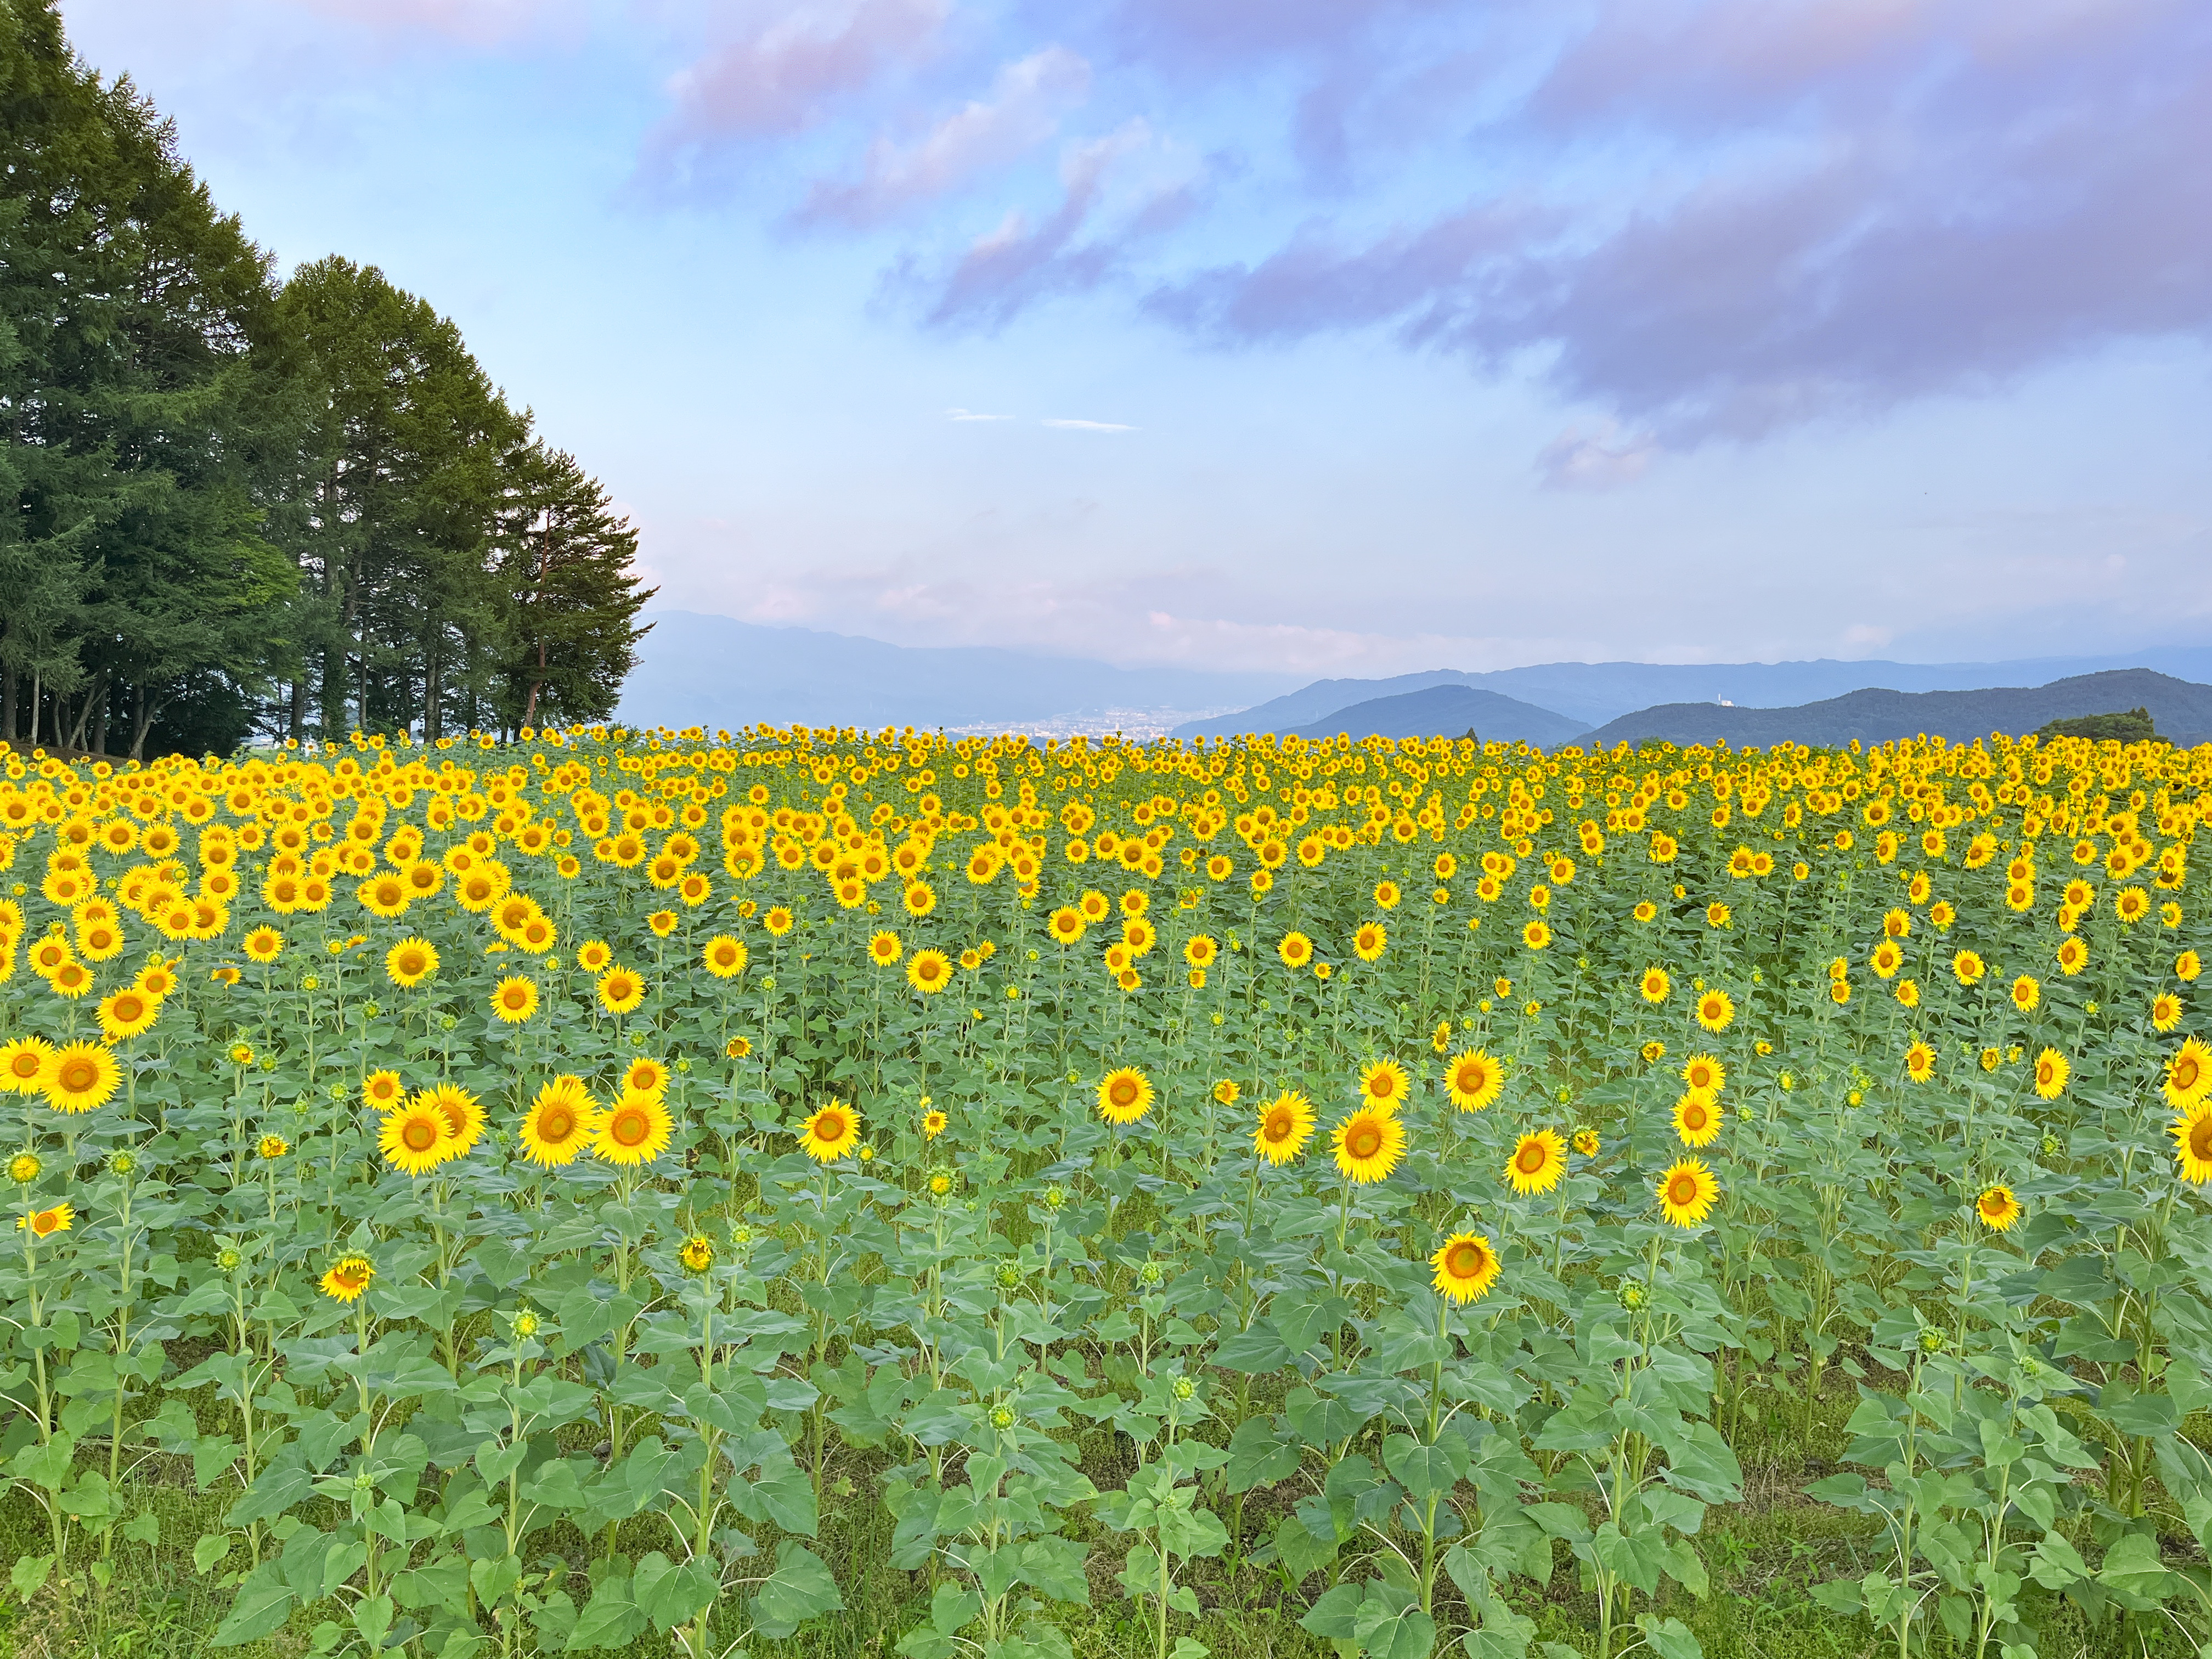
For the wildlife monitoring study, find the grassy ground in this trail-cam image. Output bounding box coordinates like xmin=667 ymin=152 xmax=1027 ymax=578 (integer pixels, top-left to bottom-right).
xmin=3 ymin=1354 xmax=2190 ymax=1659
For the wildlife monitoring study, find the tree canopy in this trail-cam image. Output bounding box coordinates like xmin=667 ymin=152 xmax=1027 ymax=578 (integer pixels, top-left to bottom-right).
xmin=0 ymin=0 xmax=650 ymax=758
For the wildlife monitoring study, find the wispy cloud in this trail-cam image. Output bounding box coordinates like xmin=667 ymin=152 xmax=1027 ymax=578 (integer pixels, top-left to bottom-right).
xmin=795 ymin=46 xmax=1090 ymax=227
xmin=642 ymin=0 xmax=947 ymax=182
xmin=945 ymin=407 xmax=1012 ymax=420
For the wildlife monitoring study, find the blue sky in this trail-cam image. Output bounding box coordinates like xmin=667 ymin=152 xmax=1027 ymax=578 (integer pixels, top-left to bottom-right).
xmin=60 ymin=0 xmax=2212 ymax=677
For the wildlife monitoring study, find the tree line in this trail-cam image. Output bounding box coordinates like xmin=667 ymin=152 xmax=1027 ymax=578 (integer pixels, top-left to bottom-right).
xmin=0 ymin=0 xmax=651 ymax=759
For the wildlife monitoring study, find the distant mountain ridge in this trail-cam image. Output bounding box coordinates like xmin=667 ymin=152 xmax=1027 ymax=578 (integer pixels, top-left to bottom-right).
xmin=1579 ymin=669 xmax=2212 ymax=751
xmin=618 ymin=611 xmax=1301 ymax=732
xmin=1290 ymin=685 xmax=1586 ymax=745
xmin=1171 ymin=647 xmax=2212 ymax=738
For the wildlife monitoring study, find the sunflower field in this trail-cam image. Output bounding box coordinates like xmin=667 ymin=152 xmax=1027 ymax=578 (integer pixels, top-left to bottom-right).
xmin=3 ymin=725 xmax=2211 ymax=1659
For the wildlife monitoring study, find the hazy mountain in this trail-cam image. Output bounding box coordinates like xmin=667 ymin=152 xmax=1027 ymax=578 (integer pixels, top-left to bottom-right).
xmin=1290 ymin=685 xmax=1586 ymax=745
xmin=1172 ymin=647 xmax=2212 ymax=737
xmin=616 ymin=611 xmax=1301 ymax=733
xmin=1581 ymin=669 xmax=2212 ymax=750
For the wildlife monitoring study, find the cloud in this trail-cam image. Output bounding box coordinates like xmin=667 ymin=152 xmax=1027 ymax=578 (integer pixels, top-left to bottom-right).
xmin=1043 ymin=417 xmax=1135 ymax=431
xmin=945 ymin=407 xmax=1012 ymax=420
xmin=1139 ymin=0 xmax=2212 ymax=441
xmin=650 ymin=0 xmax=947 ymax=153
xmin=795 ymin=46 xmax=1091 ymax=227
xmin=284 ymin=0 xmax=584 ymax=46
xmin=909 ymin=119 xmax=1178 ymax=330
xmin=1536 ymin=423 xmax=1659 ymax=490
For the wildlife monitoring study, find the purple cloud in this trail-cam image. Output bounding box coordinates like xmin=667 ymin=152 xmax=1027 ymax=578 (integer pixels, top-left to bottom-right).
xmin=1147 ymin=0 xmax=2212 ymax=440
xmin=906 ymin=121 xmax=1195 ymax=329
xmin=654 ymin=0 xmax=946 ymax=146
xmin=795 ymin=46 xmax=1090 ymax=228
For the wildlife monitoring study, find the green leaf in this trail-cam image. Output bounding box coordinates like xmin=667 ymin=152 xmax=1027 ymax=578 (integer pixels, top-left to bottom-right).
xmin=213 ymin=1565 xmax=296 ymax=1646
xmin=565 ymin=1578 xmax=641 ymax=1652
xmin=749 ymin=1541 xmax=844 ymax=1640
xmin=1227 ymin=1417 xmax=1301 ymax=1493
xmin=1632 ymin=1615 xmax=1703 ymax=1659
xmin=194 ymin=1533 xmax=234 ymax=1573
xmin=1383 ymin=1433 xmax=1470 ymax=1500
xmin=8 ymin=1554 xmax=55 ymax=1600
xmin=354 ymin=1593 xmax=395 ymax=1652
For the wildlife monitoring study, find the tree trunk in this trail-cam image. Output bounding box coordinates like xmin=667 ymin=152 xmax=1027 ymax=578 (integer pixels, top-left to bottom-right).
xmin=130 ymin=681 xmax=163 ymax=761
xmin=91 ymin=680 xmax=108 ymax=757
xmin=1 ymin=664 xmax=14 ymax=744
xmin=29 ymin=666 xmax=41 ymax=749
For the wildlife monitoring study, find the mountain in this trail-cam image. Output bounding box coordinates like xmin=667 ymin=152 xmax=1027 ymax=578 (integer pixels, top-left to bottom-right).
xmin=1171 ymin=647 xmax=2212 ymax=737
xmin=615 ymin=611 xmax=1302 ymax=733
xmin=1580 ymin=669 xmax=2212 ymax=751
xmin=1290 ymin=685 xmax=1586 ymax=745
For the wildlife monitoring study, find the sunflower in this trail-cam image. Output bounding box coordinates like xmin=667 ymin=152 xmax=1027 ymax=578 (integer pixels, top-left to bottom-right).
xmin=1869 ymin=941 xmax=1902 ymax=979
xmin=1694 ymin=988 xmax=1734 ymax=1032
xmin=16 ymin=1202 xmax=73 ymax=1238
xmin=2181 ymin=951 xmax=2204 ymax=983
xmin=594 ymin=1091 xmax=673 ymax=1165
xmin=2170 ymin=1101 xmax=2212 ymax=1182
xmin=2011 ymin=975 xmax=2040 ymax=1013
xmin=1444 ymin=1048 xmax=1503 ymax=1112
xmin=1253 ymin=1091 xmax=1316 ymax=1164
xmin=2164 ymin=1037 xmax=2212 ymax=1110
xmin=386 ymin=937 xmax=439 ymax=988
xmin=1572 ymin=1128 xmax=1600 ymax=1156
xmin=1679 ymin=1053 xmax=1725 ymax=1096
xmin=98 ymin=985 xmax=160 ymax=1042
xmin=904 ymin=882 xmax=938 ymax=918
xmin=357 ymin=874 xmax=409 ymax=918
xmin=1358 ymin=1059 xmax=1409 ymax=1114
xmin=1352 ymin=923 xmax=1386 ymax=963
xmin=1522 ymin=919 xmax=1551 ymax=951
xmin=1505 ymin=1129 xmax=1567 ymax=1194
xmin=1903 ymin=1041 xmax=1937 ymax=1084
xmin=866 ymin=931 xmax=902 ymax=967
xmin=1656 ymin=1158 xmax=1719 ymax=1227
xmin=362 ymin=1070 xmax=405 ymax=1111
xmin=2033 ymin=1047 xmax=2070 ymax=1101
xmin=1048 ymin=907 xmax=1085 ymax=944
xmin=43 ymin=1040 xmax=120 ymax=1114
xmin=1974 ymin=1185 xmax=2022 ymax=1231
xmin=379 ymin=1100 xmax=455 ymax=1176
xmin=2056 ymin=936 xmax=2088 ymax=975
xmin=1639 ymin=967 xmax=1669 ymax=1003
xmin=597 ymin=966 xmax=645 ymax=1013
xmin=1097 ymin=1066 xmax=1154 ymax=1125
xmin=1278 ymin=932 xmax=1313 ymax=969
xmin=922 ymin=1108 xmax=947 ymax=1139
xmin=490 ymin=975 xmax=539 ymax=1023
xmin=763 ymin=906 xmax=794 ymax=937
xmin=577 ymin=939 xmax=612 ymax=973
xmin=679 ymin=1234 xmax=716 ymax=1274
xmin=519 ymin=1076 xmax=599 ymax=1167
xmin=320 ymin=1255 xmax=375 ymax=1303
xmin=1952 ymin=950 xmax=1985 ymax=986
xmin=1430 ymin=1231 xmax=1502 ymax=1304
xmin=0 ymin=1037 xmax=53 ymax=1094
xmin=907 ymin=949 xmax=952 ymax=995
xmin=1184 ymin=934 xmax=1217 ymax=968
xmin=258 ymin=1134 xmax=290 ymax=1159
xmin=1672 ymin=1093 xmax=1720 ymax=1147
xmin=799 ymin=1099 xmax=861 ymax=1161
xmin=1332 ymin=1107 xmax=1406 ymax=1184
xmin=242 ymin=926 xmax=284 ymax=963
xmin=2152 ymin=993 xmax=2182 ymax=1033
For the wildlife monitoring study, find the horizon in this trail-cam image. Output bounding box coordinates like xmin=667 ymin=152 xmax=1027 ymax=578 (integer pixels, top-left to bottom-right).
xmin=54 ymin=0 xmax=2212 ymax=679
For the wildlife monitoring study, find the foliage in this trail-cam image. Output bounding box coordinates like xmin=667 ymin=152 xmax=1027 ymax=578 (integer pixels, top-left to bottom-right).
xmin=0 ymin=0 xmax=648 ymax=759
xmin=0 ymin=720 xmax=2209 ymax=1659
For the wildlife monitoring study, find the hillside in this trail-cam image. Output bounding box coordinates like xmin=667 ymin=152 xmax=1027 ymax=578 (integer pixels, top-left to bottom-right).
xmin=1290 ymin=684 xmax=1585 ymax=744
xmin=1171 ymin=646 xmax=2212 ymax=738
xmin=616 ymin=611 xmax=1299 ymax=732
xmin=1580 ymin=669 xmax=2212 ymax=750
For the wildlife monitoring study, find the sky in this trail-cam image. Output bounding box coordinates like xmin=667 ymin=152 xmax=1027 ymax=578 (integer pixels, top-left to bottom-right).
xmin=57 ymin=0 xmax=2212 ymax=679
